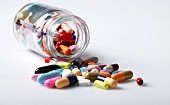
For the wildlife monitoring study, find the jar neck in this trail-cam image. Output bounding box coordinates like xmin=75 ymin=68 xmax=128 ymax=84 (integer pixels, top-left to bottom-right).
xmin=44 ymin=14 xmax=90 ymax=60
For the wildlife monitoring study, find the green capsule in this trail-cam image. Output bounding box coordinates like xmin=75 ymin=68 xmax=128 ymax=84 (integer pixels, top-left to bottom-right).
xmin=17 ymin=10 xmax=29 ymax=21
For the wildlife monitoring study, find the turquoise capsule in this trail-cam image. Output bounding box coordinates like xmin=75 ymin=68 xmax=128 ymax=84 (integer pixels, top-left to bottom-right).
xmin=37 ymin=70 xmax=61 ymax=85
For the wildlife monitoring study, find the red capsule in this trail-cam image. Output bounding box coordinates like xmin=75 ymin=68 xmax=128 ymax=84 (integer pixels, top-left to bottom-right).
xmin=45 ymin=57 xmax=52 ymax=63
xmin=136 ymin=77 xmax=143 ymax=86
xmin=59 ymin=32 xmax=73 ymax=40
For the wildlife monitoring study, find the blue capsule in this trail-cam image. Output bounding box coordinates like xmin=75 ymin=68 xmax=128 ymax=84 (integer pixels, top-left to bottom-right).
xmin=80 ymin=67 xmax=88 ymax=72
xmin=37 ymin=70 xmax=61 ymax=85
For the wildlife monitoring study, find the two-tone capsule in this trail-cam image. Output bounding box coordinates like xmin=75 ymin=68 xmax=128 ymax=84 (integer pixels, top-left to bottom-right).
xmin=96 ymin=75 xmax=117 ymax=88
xmin=111 ymin=70 xmax=133 ymax=82
xmin=55 ymin=75 xmax=78 ymax=88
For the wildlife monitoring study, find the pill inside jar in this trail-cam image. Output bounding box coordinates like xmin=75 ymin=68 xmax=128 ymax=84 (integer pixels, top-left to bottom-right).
xmin=13 ymin=3 xmax=90 ymax=60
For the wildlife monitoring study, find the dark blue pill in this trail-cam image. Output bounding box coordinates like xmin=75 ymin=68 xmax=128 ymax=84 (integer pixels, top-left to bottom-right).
xmin=67 ymin=75 xmax=78 ymax=86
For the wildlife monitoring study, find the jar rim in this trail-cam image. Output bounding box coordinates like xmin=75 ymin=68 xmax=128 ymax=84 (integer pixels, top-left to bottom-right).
xmin=46 ymin=15 xmax=90 ymax=60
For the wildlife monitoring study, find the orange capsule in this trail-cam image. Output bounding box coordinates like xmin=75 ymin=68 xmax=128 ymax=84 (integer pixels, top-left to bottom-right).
xmin=111 ymin=70 xmax=133 ymax=82
xmin=99 ymin=72 xmax=111 ymax=78
xmin=60 ymin=45 xmax=72 ymax=56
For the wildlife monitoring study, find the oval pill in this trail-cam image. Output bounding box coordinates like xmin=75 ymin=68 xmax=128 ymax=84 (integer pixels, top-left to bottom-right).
xmin=37 ymin=70 xmax=61 ymax=85
xmin=136 ymin=77 xmax=143 ymax=86
xmin=35 ymin=65 xmax=61 ymax=74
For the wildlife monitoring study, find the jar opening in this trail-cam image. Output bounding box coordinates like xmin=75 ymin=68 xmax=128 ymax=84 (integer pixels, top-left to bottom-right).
xmin=46 ymin=15 xmax=90 ymax=60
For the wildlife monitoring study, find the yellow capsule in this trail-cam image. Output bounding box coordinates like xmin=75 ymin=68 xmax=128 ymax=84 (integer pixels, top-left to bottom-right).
xmin=57 ymin=62 xmax=71 ymax=69
xmin=94 ymin=80 xmax=109 ymax=89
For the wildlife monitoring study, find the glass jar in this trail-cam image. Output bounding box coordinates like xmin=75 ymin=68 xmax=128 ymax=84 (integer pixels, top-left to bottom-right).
xmin=13 ymin=3 xmax=90 ymax=60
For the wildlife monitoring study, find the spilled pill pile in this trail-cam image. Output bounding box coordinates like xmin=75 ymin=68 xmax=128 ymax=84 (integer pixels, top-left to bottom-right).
xmin=31 ymin=57 xmax=143 ymax=89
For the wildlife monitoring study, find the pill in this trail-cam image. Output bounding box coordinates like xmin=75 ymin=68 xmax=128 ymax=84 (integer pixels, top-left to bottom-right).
xmin=136 ymin=77 xmax=143 ymax=86
xmin=85 ymin=77 xmax=97 ymax=82
xmin=60 ymin=23 xmax=73 ymax=34
xmin=37 ymin=70 xmax=61 ymax=85
xmin=81 ymin=72 xmax=88 ymax=77
xmin=94 ymin=80 xmax=109 ymax=89
xmin=67 ymin=75 xmax=78 ymax=86
xmin=100 ymin=70 xmax=112 ymax=73
xmin=29 ymin=15 xmax=34 ymax=23
xmin=44 ymin=57 xmax=52 ymax=63
xmin=35 ymin=65 xmax=61 ymax=74
xmin=80 ymin=67 xmax=88 ymax=72
xmin=44 ymin=76 xmax=62 ymax=88
xmin=31 ymin=74 xmax=40 ymax=81
xmin=55 ymin=75 xmax=78 ymax=88
xmin=57 ymin=62 xmax=71 ymax=69
xmin=99 ymin=72 xmax=111 ymax=78
xmin=83 ymin=57 xmax=98 ymax=65
xmin=17 ymin=10 xmax=29 ymax=20
xmin=72 ymin=68 xmax=82 ymax=76
xmin=103 ymin=65 xmax=113 ymax=72
xmin=96 ymin=75 xmax=117 ymax=88
xmin=60 ymin=45 xmax=72 ymax=56
xmin=69 ymin=45 xmax=77 ymax=51
xmin=59 ymin=32 xmax=73 ymax=40
xmin=87 ymin=65 xmax=101 ymax=71
xmin=72 ymin=58 xmax=83 ymax=68
xmin=111 ymin=70 xmax=133 ymax=82
xmin=62 ymin=69 xmax=73 ymax=77
xmin=78 ymin=79 xmax=91 ymax=86
xmin=70 ymin=65 xmax=78 ymax=70
xmin=52 ymin=58 xmax=58 ymax=62
xmin=90 ymin=68 xmax=99 ymax=72
xmin=111 ymin=64 xmax=119 ymax=71
xmin=72 ymin=34 xmax=76 ymax=40
xmin=85 ymin=72 xmax=98 ymax=78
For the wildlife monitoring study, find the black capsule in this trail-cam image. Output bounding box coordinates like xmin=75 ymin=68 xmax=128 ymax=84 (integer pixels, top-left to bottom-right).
xmin=72 ymin=58 xmax=83 ymax=68
xmin=35 ymin=65 xmax=61 ymax=74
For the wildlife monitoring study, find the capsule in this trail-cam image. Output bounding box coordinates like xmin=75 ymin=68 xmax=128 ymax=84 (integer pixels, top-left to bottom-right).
xmin=85 ymin=72 xmax=98 ymax=82
xmin=96 ymin=75 xmax=117 ymax=88
xmin=31 ymin=74 xmax=40 ymax=81
xmin=56 ymin=62 xmax=71 ymax=69
xmin=94 ymin=80 xmax=109 ymax=89
xmin=44 ymin=76 xmax=62 ymax=88
xmin=37 ymin=70 xmax=61 ymax=85
xmin=111 ymin=70 xmax=133 ymax=82
xmin=72 ymin=68 xmax=82 ymax=76
xmin=35 ymin=65 xmax=61 ymax=74
xmin=55 ymin=75 xmax=78 ymax=88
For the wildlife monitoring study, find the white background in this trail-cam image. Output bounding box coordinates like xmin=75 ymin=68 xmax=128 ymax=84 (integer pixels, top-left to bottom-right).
xmin=0 ymin=0 xmax=170 ymax=105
